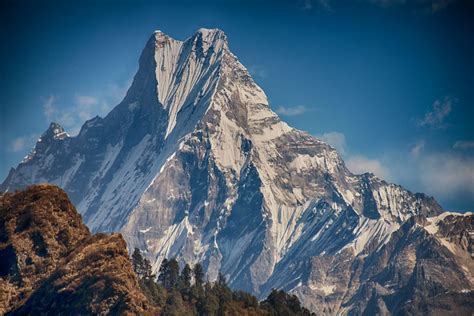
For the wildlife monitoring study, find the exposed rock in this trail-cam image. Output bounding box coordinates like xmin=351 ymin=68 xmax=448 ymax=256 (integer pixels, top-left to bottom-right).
xmin=0 ymin=185 xmax=156 ymax=315
xmin=1 ymin=29 xmax=472 ymax=315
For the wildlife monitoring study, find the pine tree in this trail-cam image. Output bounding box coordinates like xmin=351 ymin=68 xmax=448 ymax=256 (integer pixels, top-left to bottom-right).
xmin=217 ymin=272 xmax=227 ymax=287
xmin=131 ymin=248 xmax=144 ymax=278
xmin=168 ymin=258 xmax=180 ymax=289
xmin=215 ymin=272 xmax=232 ymax=316
xmin=193 ymin=263 xmax=205 ymax=288
xmin=143 ymin=257 xmax=154 ymax=281
xmin=158 ymin=258 xmax=169 ymax=288
xmin=163 ymin=289 xmax=187 ymax=316
xmin=179 ymin=263 xmax=192 ymax=289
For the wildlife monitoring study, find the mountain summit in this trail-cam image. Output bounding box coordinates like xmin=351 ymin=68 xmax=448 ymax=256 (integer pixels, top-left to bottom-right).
xmin=2 ymin=29 xmax=473 ymax=314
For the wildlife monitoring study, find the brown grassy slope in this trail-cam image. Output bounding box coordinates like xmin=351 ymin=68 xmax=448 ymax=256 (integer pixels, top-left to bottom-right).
xmin=0 ymin=184 xmax=157 ymax=315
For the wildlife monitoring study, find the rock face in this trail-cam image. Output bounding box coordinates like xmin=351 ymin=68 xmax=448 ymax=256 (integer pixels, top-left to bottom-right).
xmin=292 ymin=213 xmax=474 ymax=315
xmin=1 ymin=29 xmax=473 ymax=314
xmin=0 ymin=185 xmax=156 ymax=315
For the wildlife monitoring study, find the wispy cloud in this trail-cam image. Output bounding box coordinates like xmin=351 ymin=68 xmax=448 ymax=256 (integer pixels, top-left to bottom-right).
xmin=300 ymin=0 xmax=456 ymax=13
xmin=248 ymin=65 xmax=268 ymax=79
xmin=301 ymin=0 xmax=313 ymax=10
xmin=299 ymin=0 xmax=332 ymax=11
xmin=372 ymin=142 xmax=474 ymax=211
xmin=40 ymin=80 xmax=131 ymax=135
xmin=453 ymin=140 xmax=474 ymax=150
xmin=42 ymin=95 xmax=57 ymax=121
xmin=312 ymin=129 xmax=473 ymax=210
xmin=364 ymin=0 xmax=457 ymax=13
xmin=275 ymin=105 xmax=309 ymax=116
xmin=415 ymin=152 xmax=474 ymax=208
xmin=318 ymin=131 xmax=347 ymax=155
xmin=316 ymin=131 xmax=389 ymax=178
xmin=8 ymin=134 xmax=38 ymax=153
xmin=416 ymin=96 xmax=454 ymax=129
xmin=346 ymin=155 xmax=390 ymax=179
xmin=410 ymin=140 xmax=426 ymax=157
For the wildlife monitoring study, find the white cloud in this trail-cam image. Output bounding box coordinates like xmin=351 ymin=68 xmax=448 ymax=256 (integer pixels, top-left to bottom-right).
xmin=74 ymin=94 xmax=101 ymax=122
xmin=314 ymin=130 xmax=472 ymax=210
xmin=248 ymin=65 xmax=267 ymax=79
xmin=74 ymin=94 xmax=98 ymax=107
xmin=416 ymin=153 xmax=474 ymax=207
xmin=417 ymin=96 xmax=454 ymax=128
xmin=8 ymin=138 xmax=26 ymax=152
xmin=42 ymin=95 xmax=57 ymax=121
xmin=410 ymin=140 xmax=425 ymax=157
xmin=275 ymin=105 xmax=309 ymax=116
xmin=346 ymin=155 xmax=390 ymax=179
xmin=453 ymin=140 xmax=474 ymax=150
xmin=318 ymin=131 xmax=347 ymax=155
xmin=317 ymin=131 xmax=389 ymax=179
xmin=40 ymin=79 xmax=131 ymax=135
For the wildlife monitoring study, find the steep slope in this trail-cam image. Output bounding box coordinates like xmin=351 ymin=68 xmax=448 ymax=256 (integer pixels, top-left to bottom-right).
xmin=0 ymin=185 xmax=156 ymax=315
xmin=1 ymin=29 xmax=471 ymax=314
xmin=290 ymin=212 xmax=474 ymax=315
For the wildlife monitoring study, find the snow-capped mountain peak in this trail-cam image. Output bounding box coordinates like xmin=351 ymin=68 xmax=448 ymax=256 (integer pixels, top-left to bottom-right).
xmin=2 ymin=29 xmax=471 ymax=315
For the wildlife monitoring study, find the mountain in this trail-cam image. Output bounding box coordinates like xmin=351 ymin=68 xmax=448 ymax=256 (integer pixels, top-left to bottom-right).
xmin=0 ymin=184 xmax=157 ymax=315
xmin=2 ymin=28 xmax=473 ymax=314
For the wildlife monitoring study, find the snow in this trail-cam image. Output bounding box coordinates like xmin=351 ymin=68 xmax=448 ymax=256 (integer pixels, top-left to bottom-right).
xmin=308 ymin=283 xmax=335 ymax=295
xmin=152 ymin=29 xmax=225 ymax=139
xmin=139 ymin=227 xmax=152 ymax=233
xmin=424 ymin=212 xmax=473 ymax=235
xmin=345 ymin=216 xmax=399 ymax=255
xmin=3 ymin=28 xmax=459 ymax=303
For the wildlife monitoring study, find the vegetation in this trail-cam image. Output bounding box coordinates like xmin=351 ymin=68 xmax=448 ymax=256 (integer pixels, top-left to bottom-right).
xmin=131 ymin=248 xmax=315 ymax=316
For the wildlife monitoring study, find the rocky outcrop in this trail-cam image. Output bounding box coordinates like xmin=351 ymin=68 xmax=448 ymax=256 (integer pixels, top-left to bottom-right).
xmin=291 ymin=213 xmax=474 ymax=315
xmin=0 ymin=185 xmax=156 ymax=315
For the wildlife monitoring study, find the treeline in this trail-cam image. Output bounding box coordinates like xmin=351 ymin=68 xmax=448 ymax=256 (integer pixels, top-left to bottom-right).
xmin=131 ymin=248 xmax=315 ymax=316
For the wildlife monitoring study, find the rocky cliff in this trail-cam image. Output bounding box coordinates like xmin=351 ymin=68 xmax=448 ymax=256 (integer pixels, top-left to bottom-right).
xmin=0 ymin=185 xmax=156 ymax=315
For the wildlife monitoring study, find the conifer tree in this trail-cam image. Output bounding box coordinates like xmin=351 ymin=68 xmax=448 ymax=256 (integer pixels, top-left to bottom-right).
xmin=158 ymin=258 xmax=169 ymax=288
xmin=168 ymin=258 xmax=180 ymax=289
xmin=193 ymin=263 xmax=205 ymax=288
xmin=143 ymin=257 xmax=154 ymax=281
xmin=131 ymin=247 xmax=144 ymax=278
xmin=180 ymin=263 xmax=192 ymax=289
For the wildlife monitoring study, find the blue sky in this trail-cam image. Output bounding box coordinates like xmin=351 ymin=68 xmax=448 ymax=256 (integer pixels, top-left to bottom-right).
xmin=0 ymin=0 xmax=473 ymax=211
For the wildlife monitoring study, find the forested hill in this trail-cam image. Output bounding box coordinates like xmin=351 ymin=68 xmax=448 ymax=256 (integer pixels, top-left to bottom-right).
xmin=132 ymin=248 xmax=315 ymax=315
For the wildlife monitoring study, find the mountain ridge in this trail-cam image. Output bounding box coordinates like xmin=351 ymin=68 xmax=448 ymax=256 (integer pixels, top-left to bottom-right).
xmin=2 ymin=28 xmax=472 ymax=315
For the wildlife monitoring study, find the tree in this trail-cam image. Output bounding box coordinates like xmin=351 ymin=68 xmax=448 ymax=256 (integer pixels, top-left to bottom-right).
xmin=214 ymin=272 xmax=232 ymax=316
xmin=163 ymin=289 xmax=187 ymax=316
xmin=158 ymin=258 xmax=180 ymax=290
xmin=217 ymin=272 xmax=227 ymax=287
xmin=158 ymin=259 xmax=169 ymax=288
xmin=179 ymin=263 xmax=193 ymax=302
xmin=168 ymin=258 xmax=180 ymax=289
xmin=232 ymin=290 xmax=259 ymax=309
xmin=193 ymin=263 xmax=205 ymax=288
xmin=262 ymin=289 xmax=315 ymax=316
xmin=180 ymin=263 xmax=192 ymax=289
xmin=131 ymin=248 xmax=144 ymax=278
xmin=142 ymin=257 xmax=154 ymax=281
